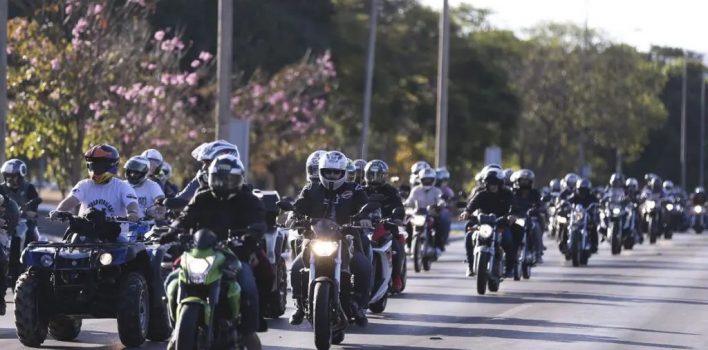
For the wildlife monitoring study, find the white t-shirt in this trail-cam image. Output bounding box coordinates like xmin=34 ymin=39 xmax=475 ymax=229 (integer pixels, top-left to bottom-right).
xmin=71 ymin=178 xmax=138 ymax=217
xmin=124 ymin=179 xmax=165 ymax=217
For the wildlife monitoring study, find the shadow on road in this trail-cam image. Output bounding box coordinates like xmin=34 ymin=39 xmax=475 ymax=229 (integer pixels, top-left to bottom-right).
xmin=399 ymin=292 xmax=617 ymax=307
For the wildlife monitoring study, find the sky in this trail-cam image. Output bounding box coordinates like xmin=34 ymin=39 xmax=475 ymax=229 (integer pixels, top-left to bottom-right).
xmin=420 ymin=0 xmax=708 ymax=59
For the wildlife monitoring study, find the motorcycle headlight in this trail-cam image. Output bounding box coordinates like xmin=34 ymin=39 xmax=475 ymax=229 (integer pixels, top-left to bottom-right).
xmin=612 ymin=207 xmax=622 ymax=216
xmin=40 ymin=254 xmax=54 ymax=267
xmin=187 ymin=255 xmax=214 ymax=284
xmin=98 ymin=253 xmax=113 ymax=266
xmin=694 ymin=206 xmax=704 ymax=214
xmin=556 ymin=216 xmax=568 ymax=224
xmin=666 ymin=203 xmax=674 ymax=211
xmin=312 ymin=240 xmax=338 ymax=257
xmin=646 ymin=201 xmax=656 ymax=210
xmin=411 ymin=215 xmax=427 ymax=227
xmin=478 ymin=224 xmax=493 ymax=239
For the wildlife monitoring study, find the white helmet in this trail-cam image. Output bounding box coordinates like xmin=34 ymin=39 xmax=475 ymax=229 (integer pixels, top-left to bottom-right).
xmin=306 ymin=150 xmax=326 ymax=180
xmin=418 ymin=167 xmax=437 ymax=189
xmin=318 ymin=151 xmax=348 ymax=191
xmin=141 ymin=149 xmax=164 ymax=175
xmin=197 ymin=140 xmax=240 ymax=162
xmin=409 ymin=161 xmax=431 ymax=185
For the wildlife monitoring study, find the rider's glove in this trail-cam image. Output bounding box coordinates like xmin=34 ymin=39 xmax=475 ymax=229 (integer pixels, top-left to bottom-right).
xmin=49 ymin=210 xmax=61 ymax=221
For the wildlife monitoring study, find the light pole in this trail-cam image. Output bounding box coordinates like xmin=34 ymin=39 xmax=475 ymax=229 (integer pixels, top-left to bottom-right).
xmin=216 ymin=0 xmax=233 ymax=141
xmin=681 ymin=50 xmax=688 ymax=189
xmin=0 ymin=0 xmax=7 ymax=164
xmin=360 ymin=0 xmax=379 ymax=159
xmin=434 ymin=0 xmax=450 ymax=168
xmin=700 ymin=65 xmax=707 ymax=186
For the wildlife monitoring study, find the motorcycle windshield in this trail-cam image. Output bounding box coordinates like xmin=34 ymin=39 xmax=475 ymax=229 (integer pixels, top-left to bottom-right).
xmin=311 ymin=219 xmax=341 ymax=239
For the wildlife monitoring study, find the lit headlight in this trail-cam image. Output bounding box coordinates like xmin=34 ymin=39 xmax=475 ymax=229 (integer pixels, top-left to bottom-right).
xmin=312 ymin=240 xmax=338 ymax=256
xmin=411 ymin=215 xmax=427 ymax=227
xmin=99 ymin=253 xmax=113 ymax=266
xmin=40 ymin=254 xmax=54 ymax=267
xmin=612 ymin=207 xmax=622 ymax=216
xmin=666 ymin=204 xmax=674 ymax=211
xmin=694 ymin=206 xmax=704 ymax=214
xmin=478 ymin=224 xmax=493 ymax=239
xmin=557 ymin=216 xmax=568 ymax=224
xmin=646 ymin=201 xmax=656 ymax=210
xmin=187 ymin=255 xmax=214 ymax=284
xmin=573 ymin=211 xmax=584 ymax=222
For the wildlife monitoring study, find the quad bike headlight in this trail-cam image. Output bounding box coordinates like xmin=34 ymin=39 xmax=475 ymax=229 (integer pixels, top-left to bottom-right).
xmin=40 ymin=254 xmax=54 ymax=267
xmin=311 ymin=240 xmax=339 ymax=257
xmin=98 ymin=253 xmax=113 ymax=266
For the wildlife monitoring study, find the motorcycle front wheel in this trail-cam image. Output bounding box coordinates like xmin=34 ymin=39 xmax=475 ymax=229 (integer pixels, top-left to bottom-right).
xmin=412 ymin=236 xmax=423 ymax=273
xmin=476 ymin=253 xmax=489 ymax=295
xmin=175 ymin=304 xmax=203 ymax=350
xmin=313 ymin=282 xmax=332 ymax=350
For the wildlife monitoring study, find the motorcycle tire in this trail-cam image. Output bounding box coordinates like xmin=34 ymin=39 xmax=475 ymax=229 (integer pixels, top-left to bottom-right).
xmin=14 ymin=272 xmax=49 ymax=347
xmin=117 ymin=272 xmax=150 ymax=348
xmin=313 ymin=282 xmax=332 ymax=350
xmin=695 ymin=227 xmax=704 ymax=234
xmin=369 ymin=295 xmax=387 ymax=314
xmin=513 ymin=261 xmax=521 ymax=281
xmin=623 ymin=238 xmax=635 ymax=250
xmin=413 ymin=237 xmax=422 ymax=273
xmin=332 ymin=330 xmax=345 ymax=345
xmin=648 ymin=220 xmax=658 ymax=244
xmin=611 ymin=232 xmax=622 ymax=255
xmin=488 ymin=279 xmax=500 ymax=292
xmin=664 ymin=231 xmax=673 ymax=240
xmin=175 ymin=304 xmax=202 ymax=350
xmin=147 ymin=297 xmax=172 ymax=341
xmin=49 ymin=317 xmax=82 ymax=341
xmin=265 ymin=257 xmax=288 ymax=319
xmin=476 ymin=253 xmax=489 ymax=295
xmin=571 ymin=237 xmax=580 ymax=267
xmin=522 ymin=263 xmax=531 ymax=279
xmin=399 ymin=255 xmax=408 ymax=293
xmin=580 ymin=251 xmax=590 ymax=266
xmin=422 ymin=256 xmax=431 ymax=272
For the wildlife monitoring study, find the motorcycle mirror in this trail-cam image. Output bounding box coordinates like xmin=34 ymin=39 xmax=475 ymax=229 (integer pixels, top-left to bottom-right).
xmin=276 ymin=201 xmax=294 ymax=212
xmin=455 ymin=201 xmax=467 ymax=209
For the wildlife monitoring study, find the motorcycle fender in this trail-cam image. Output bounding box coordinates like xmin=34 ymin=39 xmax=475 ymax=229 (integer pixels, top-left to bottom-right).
xmin=177 ymin=297 xmax=211 ymax=326
xmin=308 ymin=277 xmax=339 ymax=313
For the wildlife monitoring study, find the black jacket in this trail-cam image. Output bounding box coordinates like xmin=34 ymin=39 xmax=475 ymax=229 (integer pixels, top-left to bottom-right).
xmin=568 ymin=192 xmax=598 ymax=208
xmin=2 ymin=182 xmax=41 ymax=218
xmin=294 ymin=182 xmax=368 ymax=225
xmin=364 ymin=184 xmax=404 ymax=219
xmin=1 ymin=193 xmax=20 ymax=235
xmin=175 ymin=187 xmax=266 ymax=241
xmin=511 ymin=188 xmax=542 ymax=217
xmin=465 ymin=188 xmax=513 ymax=217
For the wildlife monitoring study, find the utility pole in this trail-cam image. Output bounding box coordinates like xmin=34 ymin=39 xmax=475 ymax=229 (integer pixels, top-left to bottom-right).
xmin=0 ymin=0 xmax=7 ymax=164
xmin=360 ymin=0 xmax=379 ymax=159
xmin=681 ymin=50 xmax=688 ymax=189
xmin=215 ymin=0 xmax=233 ymax=141
xmin=434 ymin=0 xmax=450 ymax=168
xmin=700 ymin=66 xmax=707 ymax=186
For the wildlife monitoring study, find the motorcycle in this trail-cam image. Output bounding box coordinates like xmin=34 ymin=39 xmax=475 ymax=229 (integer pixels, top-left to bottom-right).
xmin=277 ymin=200 xmax=380 ymax=350
xmin=567 ymin=203 xmax=596 ymax=267
xmin=662 ymin=197 xmax=681 ymax=239
xmin=407 ymin=207 xmax=438 ymax=273
xmin=167 ymin=229 xmax=250 ymax=350
xmin=554 ymin=201 xmax=572 ymax=255
xmin=601 ymin=191 xmax=627 ymax=255
xmin=367 ymin=220 xmax=393 ymax=314
xmin=642 ymin=196 xmax=662 ymax=244
xmin=467 ymin=213 xmax=504 ymax=295
xmin=255 ymin=190 xmax=290 ymax=320
xmin=513 ymin=215 xmax=537 ymax=280
xmin=691 ymin=204 xmax=706 ymax=234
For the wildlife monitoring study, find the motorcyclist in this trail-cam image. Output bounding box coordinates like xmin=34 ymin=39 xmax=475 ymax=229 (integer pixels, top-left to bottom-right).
xmin=345 ymin=158 xmax=357 ymax=183
xmin=559 ymin=173 xmax=580 ymax=200
xmin=123 ymin=156 xmax=165 ymax=219
xmin=662 ymin=180 xmax=676 ymax=197
xmin=0 ymin=193 xmax=20 ymax=315
xmin=305 ymin=150 xmax=326 ymax=184
xmin=625 ymin=178 xmax=640 ymax=203
xmin=692 ymin=187 xmax=707 ymax=206
xmin=363 ymin=160 xmax=406 ymax=292
xmin=469 ymin=164 xmax=502 ymax=198
xmin=409 ymin=161 xmax=431 ymax=187
xmin=502 ymin=169 xmax=514 ymax=189
xmin=549 ymin=178 xmax=562 ymax=198
xmin=435 ymin=167 xmax=454 ymax=248
xmin=155 ymin=161 xmax=179 ymax=198
xmin=1 ymin=159 xmax=42 ymax=245
xmin=404 ymin=167 xmax=446 ymax=256
xmin=510 ymin=169 xmax=545 ymax=263
xmin=288 ymin=151 xmax=372 ymax=327
xmin=461 ymin=168 xmax=514 ymax=277
xmin=51 ymin=145 xmax=140 ymax=235
xmin=353 ymin=159 xmax=367 ymax=185
xmin=163 ymin=140 xmax=239 ymax=210
xmin=161 ymin=154 xmax=266 ymax=344
xmin=567 ymin=178 xmax=599 ymax=253
xmin=141 ymin=148 xmax=164 ymax=179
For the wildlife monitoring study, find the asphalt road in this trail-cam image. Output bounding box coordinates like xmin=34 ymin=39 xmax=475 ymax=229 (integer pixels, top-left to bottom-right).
xmin=2 ymin=230 xmax=708 ymax=349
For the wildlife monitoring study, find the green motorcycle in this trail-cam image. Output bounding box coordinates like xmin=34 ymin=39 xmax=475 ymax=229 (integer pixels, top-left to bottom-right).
xmin=166 ymin=229 xmax=245 ymax=350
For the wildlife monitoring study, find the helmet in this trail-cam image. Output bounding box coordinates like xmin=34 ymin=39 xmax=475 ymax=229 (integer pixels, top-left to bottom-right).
xmin=208 ymin=154 xmax=245 ymax=198
xmin=435 ymin=167 xmax=450 ymax=181
xmin=609 ymin=173 xmax=625 ymax=188
xmin=409 ymin=161 xmax=431 ymax=186
xmin=511 ymin=169 xmax=535 ymax=189
xmin=353 ymin=159 xmax=367 ymax=184
xmin=481 ymin=164 xmax=502 ymax=174
xmin=196 ymin=140 xmax=240 ymax=162
xmin=549 ymin=178 xmax=561 ymax=192
xmin=474 ymin=171 xmax=484 ymax=183
xmin=418 ymin=168 xmax=437 ymax=189
xmin=124 ymin=156 xmax=151 ymax=186
xmin=483 ymin=168 xmax=504 ymax=187
xmin=84 ymin=144 xmax=120 ymax=184
xmin=502 ymin=169 xmax=514 ymax=186
xmin=141 ymin=149 xmax=164 ymax=175
xmin=160 ymin=161 xmax=173 ymax=180
xmin=695 ymin=186 xmax=705 ymax=194
xmin=191 ymin=142 xmax=209 ymax=161
xmin=364 ymin=160 xmax=389 ymax=187
xmin=1 ymin=159 xmax=28 ymax=189
xmin=562 ymin=173 xmax=580 ymax=191
xmin=306 ymin=150 xmax=326 ymax=181
xmin=648 ymin=176 xmax=662 ymax=191
xmin=662 ymin=180 xmax=674 ymax=192
xmin=576 ymin=178 xmax=592 ymax=191
xmin=644 ymin=173 xmax=659 ymax=183
xmin=345 ymin=159 xmax=357 ymax=183
xmin=318 ymin=151 xmax=348 ymax=191
xmin=625 ymin=177 xmax=639 ymax=191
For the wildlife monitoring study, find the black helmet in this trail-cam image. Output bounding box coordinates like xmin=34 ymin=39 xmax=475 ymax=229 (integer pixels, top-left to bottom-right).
xmin=364 ymin=160 xmax=389 ymax=187
xmin=208 ymin=154 xmax=245 ymax=198
xmin=563 ymin=173 xmax=580 ymax=191
xmin=484 ymin=168 xmax=504 ymax=187
xmin=353 ymin=159 xmax=367 ymax=184
xmin=511 ymin=169 xmax=535 ymax=189
xmin=625 ymin=177 xmax=639 ymax=192
xmin=576 ymin=178 xmax=592 ymax=191
xmin=695 ymin=186 xmax=705 ymax=194
xmin=609 ymin=173 xmax=625 ymax=188
xmin=549 ymin=178 xmax=561 ymax=192
xmin=124 ymin=156 xmax=151 ymax=186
